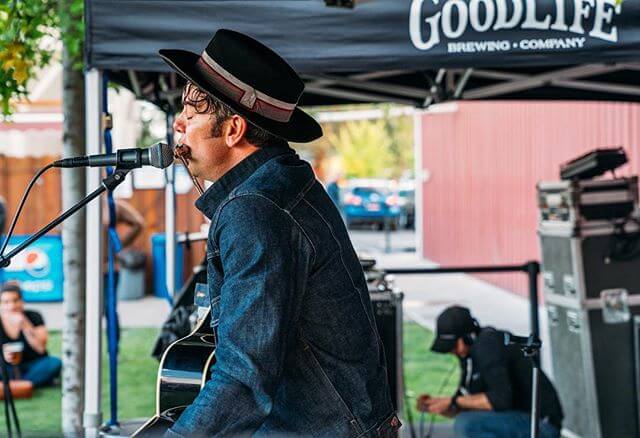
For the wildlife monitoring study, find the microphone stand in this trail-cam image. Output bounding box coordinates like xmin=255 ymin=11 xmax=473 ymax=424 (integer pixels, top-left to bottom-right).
xmin=0 ymin=168 xmax=130 ymax=268
xmin=0 ymin=168 xmax=130 ymax=438
xmin=504 ymin=333 xmax=542 ymax=438
xmin=0 ymin=352 xmax=18 ymax=438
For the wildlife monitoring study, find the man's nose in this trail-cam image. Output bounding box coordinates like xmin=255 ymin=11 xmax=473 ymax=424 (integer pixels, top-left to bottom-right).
xmin=174 ymin=112 xmax=186 ymax=134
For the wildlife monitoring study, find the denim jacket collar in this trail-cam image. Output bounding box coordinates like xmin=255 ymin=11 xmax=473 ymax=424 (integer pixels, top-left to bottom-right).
xmin=195 ymin=145 xmax=292 ymax=219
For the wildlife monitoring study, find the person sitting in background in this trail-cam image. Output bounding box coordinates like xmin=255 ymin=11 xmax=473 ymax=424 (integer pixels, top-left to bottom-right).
xmin=0 ymin=282 xmax=61 ymax=387
xmin=417 ymin=305 xmax=563 ymax=438
xmin=102 ymin=199 xmax=146 ymax=338
xmin=103 ymin=199 xmax=146 ymax=256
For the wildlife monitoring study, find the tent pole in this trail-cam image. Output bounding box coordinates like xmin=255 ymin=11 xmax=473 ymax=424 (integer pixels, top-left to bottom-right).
xmin=413 ymin=109 xmax=424 ymax=259
xmin=83 ymin=68 xmax=104 ymax=438
xmin=165 ymin=111 xmax=177 ymax=299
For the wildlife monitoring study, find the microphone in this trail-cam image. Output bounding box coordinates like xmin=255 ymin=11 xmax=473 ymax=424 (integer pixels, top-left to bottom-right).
xmin=54 ymin=142 xmax=174 ymax=169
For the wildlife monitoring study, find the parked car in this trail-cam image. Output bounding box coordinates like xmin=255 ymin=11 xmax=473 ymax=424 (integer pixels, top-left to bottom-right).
xmin=343 ymin=180 xmax=404 ymax=230
xmin=396 ymin=182 xmax=415 ymax=229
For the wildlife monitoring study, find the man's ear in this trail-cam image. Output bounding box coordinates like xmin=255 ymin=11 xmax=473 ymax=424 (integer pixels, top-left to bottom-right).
xmin=224 ymin=115 xmax=248 ymax=148
xmin=454 ymin=338 xmax=465 ymax=353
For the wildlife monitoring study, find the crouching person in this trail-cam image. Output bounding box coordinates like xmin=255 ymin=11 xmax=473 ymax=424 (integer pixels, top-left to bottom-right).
xmin=417 ymin=306 xmax=563 ymax=438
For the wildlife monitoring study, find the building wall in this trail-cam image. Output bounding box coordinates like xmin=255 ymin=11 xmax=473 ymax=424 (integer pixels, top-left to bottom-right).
xmin=420 ymin=101 xmax=640 ymax=296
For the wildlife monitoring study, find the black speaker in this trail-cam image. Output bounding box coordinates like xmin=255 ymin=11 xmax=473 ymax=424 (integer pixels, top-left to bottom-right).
xmin=371 ymin=291 xmax=404 ymax=416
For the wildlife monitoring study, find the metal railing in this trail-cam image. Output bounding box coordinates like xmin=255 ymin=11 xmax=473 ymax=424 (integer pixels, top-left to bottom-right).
xmin=385 ymin=260 xmax=541 ymax=342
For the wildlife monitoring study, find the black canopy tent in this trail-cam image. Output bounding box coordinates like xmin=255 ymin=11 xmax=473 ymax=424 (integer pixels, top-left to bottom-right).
xmin=86 ymin=0 xmax=640 ymax=109
xmin=80 ymin=0 xmax=640 ymax=435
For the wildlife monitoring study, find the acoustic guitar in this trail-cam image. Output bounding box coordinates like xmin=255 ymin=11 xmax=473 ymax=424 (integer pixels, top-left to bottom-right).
xmin=132 ymin=307 xmax=215 ymax=437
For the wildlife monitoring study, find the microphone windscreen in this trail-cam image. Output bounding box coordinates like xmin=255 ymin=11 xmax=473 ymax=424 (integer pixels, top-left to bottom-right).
xmin=149 ymin=142 xmax=175 ymax=169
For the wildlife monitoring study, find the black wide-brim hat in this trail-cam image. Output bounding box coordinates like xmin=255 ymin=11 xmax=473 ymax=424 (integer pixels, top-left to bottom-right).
xmin=159 ymin=29 xmax=322 ymax=143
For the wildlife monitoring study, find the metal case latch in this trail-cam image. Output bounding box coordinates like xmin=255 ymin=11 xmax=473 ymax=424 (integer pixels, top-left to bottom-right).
xmin=601 ymin=288 xmax=630 ymax=324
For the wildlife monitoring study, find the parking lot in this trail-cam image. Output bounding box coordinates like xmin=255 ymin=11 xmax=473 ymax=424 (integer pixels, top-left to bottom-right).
xmin=349 ymin=227 xmax=417 ymax=254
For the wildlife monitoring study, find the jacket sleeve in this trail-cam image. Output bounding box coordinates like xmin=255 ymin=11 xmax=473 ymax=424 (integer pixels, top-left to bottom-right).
xmin=168 ymin=195 xmax=312 ymax=437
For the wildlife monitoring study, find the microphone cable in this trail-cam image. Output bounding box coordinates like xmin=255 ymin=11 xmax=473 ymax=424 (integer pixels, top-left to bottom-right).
xmin=0 ymin=355 xmax=19 ymax=438
xmin=421 ymin=361 xmax=458 ymax=438
xmin=0 ymin=163 xmax=55 ymax=257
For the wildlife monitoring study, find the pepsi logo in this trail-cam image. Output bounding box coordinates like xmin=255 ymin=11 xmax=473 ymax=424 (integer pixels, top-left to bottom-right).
xmin=24 ymin=249 xmax=51 ymax=278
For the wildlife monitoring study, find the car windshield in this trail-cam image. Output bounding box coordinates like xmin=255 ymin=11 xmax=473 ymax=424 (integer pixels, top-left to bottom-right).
xmin=353 ymin=187 xmax=387 ymax=197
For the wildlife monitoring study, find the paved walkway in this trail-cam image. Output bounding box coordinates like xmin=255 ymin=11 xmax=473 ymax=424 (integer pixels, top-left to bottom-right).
xmin=28 ymin=295 xmax=171 ymax=331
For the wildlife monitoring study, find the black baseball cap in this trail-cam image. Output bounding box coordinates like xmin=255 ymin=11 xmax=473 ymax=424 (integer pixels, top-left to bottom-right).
xmin=431 ymin=306 xmax=478 ymax=353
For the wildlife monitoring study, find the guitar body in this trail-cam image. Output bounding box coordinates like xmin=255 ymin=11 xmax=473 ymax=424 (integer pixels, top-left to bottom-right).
xmin=133 ymin=308 xmax=215 ymax=437
xmin=132 ymin=413 xmax=180 ymax=438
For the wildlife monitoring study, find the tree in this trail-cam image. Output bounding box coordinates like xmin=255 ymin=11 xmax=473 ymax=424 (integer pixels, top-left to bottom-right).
xmin=1 ymin=1 xmax=86 ymax=435
xmin=59 ymin=1 xmax=86 ymax=435
xmin=328 ymin=118 xmax=394 ymax=179
xmin=0 ymin=1 xmax=57 ymax=114
xmin=382 ymin=108 xmax=415 ymax=179
xmin=299 ymin=105 xmax=415 ymax=181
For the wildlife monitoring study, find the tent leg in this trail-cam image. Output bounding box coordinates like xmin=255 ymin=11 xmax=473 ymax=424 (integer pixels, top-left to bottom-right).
xmin=165 ymin=111 xmax=177 ymax=299
xmin=83 ymin=68 xmax=104 ymax=438
xmin=413 ymin=110 xmax=424 ymax=259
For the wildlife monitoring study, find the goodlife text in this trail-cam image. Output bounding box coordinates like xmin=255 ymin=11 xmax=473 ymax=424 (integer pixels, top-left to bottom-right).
xmin=410 ymin=0 xmax=621 ymax=51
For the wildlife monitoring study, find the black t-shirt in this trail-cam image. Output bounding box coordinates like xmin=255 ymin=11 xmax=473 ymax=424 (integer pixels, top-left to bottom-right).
xmin=0 ymin=310 xmax=47 ymax=363
xmin=457 ymin=327 xmax=563 ymax=428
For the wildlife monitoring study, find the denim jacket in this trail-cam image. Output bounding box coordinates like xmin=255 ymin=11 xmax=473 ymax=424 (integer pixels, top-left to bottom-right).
xmin=168 ymin=145 xmax=396 ymax=437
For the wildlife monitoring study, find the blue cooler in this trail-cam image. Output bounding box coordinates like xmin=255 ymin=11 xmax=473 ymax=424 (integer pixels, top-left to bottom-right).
xmin=0 ymin=235 xmax=64 ymax=302
xmin=151 ymin=233 xmax=184 ymax=299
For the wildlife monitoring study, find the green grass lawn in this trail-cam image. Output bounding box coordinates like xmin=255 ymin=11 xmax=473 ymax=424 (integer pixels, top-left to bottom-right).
xmin=403 ymin=322 xmax=460 ymax=423
xmin=0 ymin=322 xmax=458 ymax=435
xmin=0 ymin=328 xmax=159 ymax=436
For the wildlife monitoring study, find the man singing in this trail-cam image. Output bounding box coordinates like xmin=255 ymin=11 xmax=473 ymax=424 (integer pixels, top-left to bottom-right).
xmin=159 ymin=29 xmax=398 ymax=436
